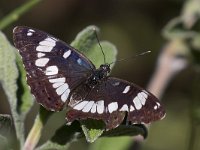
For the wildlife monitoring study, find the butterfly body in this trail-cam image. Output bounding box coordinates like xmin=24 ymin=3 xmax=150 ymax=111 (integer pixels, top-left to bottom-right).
xmin=87 ymin=64 xmax=110 ymax=88
xmin=13 ymin=26 xmax=165 ymax=130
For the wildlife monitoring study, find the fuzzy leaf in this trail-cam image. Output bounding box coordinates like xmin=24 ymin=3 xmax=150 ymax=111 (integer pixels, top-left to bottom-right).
xmin=15 ymin=52 xmax=34 ymax=114
xmin=86 ymin=41 xmax=117 ymax=68
xmin=0 ymin=31 xmax=25 ymax=146
xmin=36 ymin=121 xmax=82 ymax=150
xmin=71 ymin=25 xmax=99 ymax=53
xmin=102 ymin=124 xmax=147 ymax=138
xmin=89 ymin=137 xmax=132 ymax=150
xmin=0 ymin=114 xmax=12 ymax=137
xmin=0 ymin=115 xmax=11 ymax=150
xmin=80 ymin=120 xmax=105 ymax=143
xmin=90 ymin=125 xmax=147 ymax=150
xmin=0 ymin=135 xmax=8 ymax=150
xmin=71 ymin=25 xmax=117 ymax=68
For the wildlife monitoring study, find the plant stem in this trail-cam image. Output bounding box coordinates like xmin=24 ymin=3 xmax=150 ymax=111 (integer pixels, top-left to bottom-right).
xmin=0 ymin=0 xmax=42 ymax=30
xmin=24 ymin=107 xmax=53 ymax=150
xmin=147 ymin=40 xmax=188 ymax=98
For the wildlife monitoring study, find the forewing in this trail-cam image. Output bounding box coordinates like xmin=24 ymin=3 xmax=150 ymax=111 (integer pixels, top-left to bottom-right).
xmin=66 ymin=77 xmax=165 ymax=130
xmin=13 ymin=26 xmax=95 ymax=111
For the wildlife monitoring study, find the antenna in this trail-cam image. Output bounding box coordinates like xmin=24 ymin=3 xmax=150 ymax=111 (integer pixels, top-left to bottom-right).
xmin=93 ymin=27 xmax=106 ymax=64
xmin=109 ymin=51 xmax=151 ymax=65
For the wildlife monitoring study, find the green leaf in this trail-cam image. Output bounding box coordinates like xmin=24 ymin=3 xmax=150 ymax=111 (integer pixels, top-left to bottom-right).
xmin=90 ymin=125 xmax=147 ymax=150
xmin=86 ymin=41 xmax=117 ymax=68
xmin=71 ymin=25 xmax=99 ymax=54
xmin=162 ymin=17 xmax=196 ymax=40
xmin=24 ymin=107 xmax=54 ymax=150
xmin=71 ymin=25 xmax=118 ymax=142
xmin=80 ymin=120 xmax=105 ymax=143
xmin=71 ymin=25 xmax=117 ymax=68
xmin=15 ymin=52 xmax=34 ymax=114
xmin=182 ymin=0 xmax=200 ymax=28
xmin=102 ymin=124 xmax=147 ymax=138
xmin=36 ymin=121 xmax=82 ymax=150
xmin=0 ymin=114 xmax=12 ymax=137
xmin=0 ymin=115 xmax=11 ymax=150
xmin=36 ymin=141 xmax=69 ymax=150
xmin=0 ymin=134 xmax=9 ymax=150
xmin=89 ymin=137 xmax=132 ymax=150
xmin=0 ymin=31 xmax=25 ymax=146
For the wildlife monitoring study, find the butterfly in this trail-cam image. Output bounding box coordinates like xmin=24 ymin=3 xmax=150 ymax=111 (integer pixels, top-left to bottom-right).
xmin=13 ymin=26 xmax=165 ymax=130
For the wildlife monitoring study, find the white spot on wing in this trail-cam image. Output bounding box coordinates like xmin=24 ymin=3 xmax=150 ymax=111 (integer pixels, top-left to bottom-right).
xmin=141 ymin=90 xmax=148 ymax=98
xmin=119 ymin=104 xmax=129 ymax=111
xmin=35 ymin=58 xmax=49 ymax=67
xmin=122 ymin=86 xmax=130 ymax=94
xmin=40 ymin=38 xmax=56 ymax=46
xmin=91 ymin=103 xmax=96 ymax=113
xmin=27 ymin=32 xmax=33 ymax=36
xmin=153 ymin=102 xmax=161 ymax=110
xmin=27 ymin=29 xmax=35 ymax=36
xmin=52 ymin=82 xmax=64 ymax=88
xmin=156 ymin=102 xmax=161 ymax=107
xmin=77 ymin=58 xmax=82 ymax=65
xmin=74 ymin=101 xmax=89 ymax=110
xmin=37 ymin=52 xmax=45 ymax=58
xmin=36 ymin=37 xmax=57 ymax=52
xmin=29 ymin=29 xmax=35 ymax=32
xmin=82 ymin=101 xmax=94 ymax=112
xmin=61 ymin=89 xmax=70 ymax=102
xmin=45 ymin=65 xmax=58 ymax=75
xmin=133 ymin=96 xmax=142 ymax=110
xmin=132 ymin=91 xmax=148 ymax=110
xmin=113 ymin=82 xmax=120 ymax=86
xmin=96 ymin=100 xmax=104 ymax=114
xmin=108 ymin=102 xmax=118 ymax=113
xmin=56 ymin=83 xmax=69 ymax=95
xmin=49 ymin=77 xmax=70 ymax=102
xmin=39 ymin=40 xmax=55 ymax=47
xmin=130 ymin=105 xmax=135 ymax=111
xmin=63 ymin=50 xmax=71 ymax=58
xmin=138 ymin=92 xmax=147 ymax=105
xmin=36 ymin=45 xmax=54 ymax=52
xmin=49 ymin=77 xmax=66 ymax=83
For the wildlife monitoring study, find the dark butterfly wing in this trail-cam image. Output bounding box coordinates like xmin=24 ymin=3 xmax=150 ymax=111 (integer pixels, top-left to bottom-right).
xmin=13 ymin=26 xmax=95 ymax=111
xmin=66 ymin=77 xmax=165 ymax=130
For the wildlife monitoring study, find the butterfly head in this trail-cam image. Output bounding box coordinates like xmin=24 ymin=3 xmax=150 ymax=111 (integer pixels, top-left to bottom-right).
xmin=99 ymin=64 xmax=111 ymax=76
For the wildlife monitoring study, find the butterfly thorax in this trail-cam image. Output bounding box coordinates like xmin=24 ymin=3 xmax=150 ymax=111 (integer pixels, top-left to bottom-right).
xmin=87 ymin=64 xmax=110 ymax=88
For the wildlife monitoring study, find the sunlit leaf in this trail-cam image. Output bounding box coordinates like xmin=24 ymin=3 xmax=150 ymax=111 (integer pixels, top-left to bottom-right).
xmin=0 ymin=30 xmax=25 ymax=146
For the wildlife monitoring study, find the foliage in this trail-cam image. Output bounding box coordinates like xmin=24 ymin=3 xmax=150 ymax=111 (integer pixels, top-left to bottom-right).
xmin=1 ymin=0 xmax=200 ymax=150
xmin=0 ymin=21 xmax=147 ymax=150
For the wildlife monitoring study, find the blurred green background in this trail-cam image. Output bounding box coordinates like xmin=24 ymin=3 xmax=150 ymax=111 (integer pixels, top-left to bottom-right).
xmin=0 ymin=0 xmax=199 ymax=150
